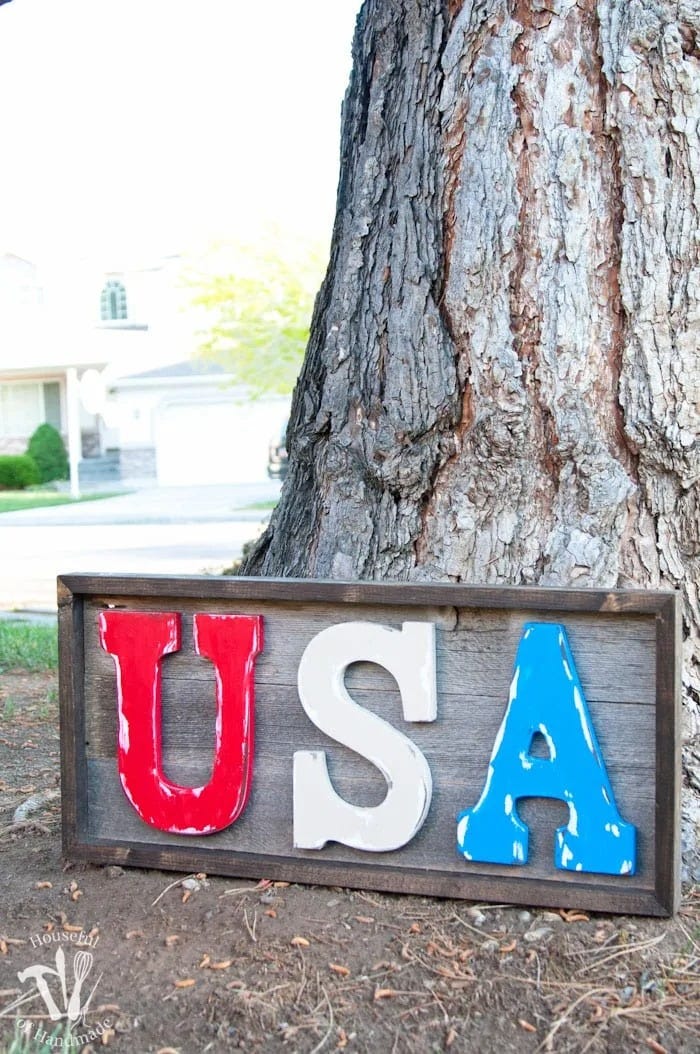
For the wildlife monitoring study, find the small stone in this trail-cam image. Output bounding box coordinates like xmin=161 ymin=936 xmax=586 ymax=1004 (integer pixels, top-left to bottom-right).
xmin=518 ymin=911 xmax=532 ymax=924
xmin=481 ymin=938 xmax=499 ymax=953
xmin=540 ymin=911 xmax=564 ymax=925
xmin=326 ymin=898 xmax=340 ymax=907
xmin=467 ymin=907 xmax=486 ymax=926
xmin=105 ymin=866 xmax=124 ymax=879
xmin=523 ymin=926 xmax=553 ymax=944
xmin=182 ymin=877 xmax=204 ymax=892
xmin=641 ymin=971 xmax=658 ymax=993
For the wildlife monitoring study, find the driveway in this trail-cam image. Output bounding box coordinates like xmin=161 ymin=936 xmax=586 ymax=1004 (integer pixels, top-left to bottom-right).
xmin=0 ymin=482 xmax=281 ymax=611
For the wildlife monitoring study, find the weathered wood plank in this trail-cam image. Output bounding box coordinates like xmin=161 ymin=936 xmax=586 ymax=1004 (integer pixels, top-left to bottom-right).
xmin=58 ymin=579 xmax=86 ymax=856
xmin=85 ymin=757 xmax=655 ymax=890
xmin=83 ymin=678 xmax=657 ymax=777
xmin=59 ymin=574 xmax=676 ymax=616
xmin=654 ymin=596 xmax=682 ymax=914
xmin=82 ymin=598 xmax=657 ymax=705
xmin=65 ymin=836 xmax=666 ymax=917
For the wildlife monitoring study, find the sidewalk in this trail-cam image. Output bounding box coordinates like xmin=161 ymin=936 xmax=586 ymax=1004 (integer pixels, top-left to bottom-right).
xmin=0 ymin=483 xmax=281 ymax=611
xmin=0 ymin=481 xmax=281 ymax=526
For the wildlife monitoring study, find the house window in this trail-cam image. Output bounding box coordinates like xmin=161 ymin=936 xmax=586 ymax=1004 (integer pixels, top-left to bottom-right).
xmin=0 ymin=383 xmax=43 ymax=436
xmin=0 ymin=382 xmax=63 ymax=438
xmin=100 ymin=280 xmax=128 ymax=321
xmin=43 ymin=382 xmax=62 ymax=430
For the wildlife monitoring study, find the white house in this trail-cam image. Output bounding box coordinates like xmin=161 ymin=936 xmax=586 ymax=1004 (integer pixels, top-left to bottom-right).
xmin=107 ymin=360 xmax=289 ymax=486
xmin=0 ymin=252 xmax=289 ymax=489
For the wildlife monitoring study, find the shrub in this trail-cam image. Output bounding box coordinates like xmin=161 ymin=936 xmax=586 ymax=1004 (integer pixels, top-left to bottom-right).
xmin=26 ymin=423 xmax=69 ymax=483
xmin=0 ymin=454 xmax=40 ymax=490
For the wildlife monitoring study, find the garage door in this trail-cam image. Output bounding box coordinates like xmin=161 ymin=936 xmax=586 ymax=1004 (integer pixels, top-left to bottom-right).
xmin=154 ymin=398 xmax=288 ymax=486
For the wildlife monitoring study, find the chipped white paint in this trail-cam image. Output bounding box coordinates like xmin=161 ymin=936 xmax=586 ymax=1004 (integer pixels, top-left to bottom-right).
xmin=538 ymin=724 xmax=557 ymax=761
xmin=117 ymin=710 xmax=130 ymax=754
xmin=573 ymin=686 xmax=596 ymax=754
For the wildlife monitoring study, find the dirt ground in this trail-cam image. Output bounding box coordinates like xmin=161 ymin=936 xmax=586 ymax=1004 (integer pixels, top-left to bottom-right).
xmin=1 ymin=671 xmax=699 ymax=1054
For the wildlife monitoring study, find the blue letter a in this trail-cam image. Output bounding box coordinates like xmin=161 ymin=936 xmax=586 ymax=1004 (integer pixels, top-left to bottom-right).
xmin=457 ymin=623 xmax=636 ymax=876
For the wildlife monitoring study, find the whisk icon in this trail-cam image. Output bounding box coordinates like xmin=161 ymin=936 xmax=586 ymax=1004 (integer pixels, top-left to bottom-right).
xmin=67 ymin=950 xmax=93 ymax=1023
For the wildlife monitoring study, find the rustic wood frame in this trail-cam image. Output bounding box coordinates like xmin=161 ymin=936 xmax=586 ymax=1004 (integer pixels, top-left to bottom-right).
xmin=58 ymin=574 xmax=681 ymax=916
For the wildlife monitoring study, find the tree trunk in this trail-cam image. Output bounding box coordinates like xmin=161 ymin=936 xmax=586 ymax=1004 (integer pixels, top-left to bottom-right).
xmin=243 ymin=1 xmax=700 ymax=874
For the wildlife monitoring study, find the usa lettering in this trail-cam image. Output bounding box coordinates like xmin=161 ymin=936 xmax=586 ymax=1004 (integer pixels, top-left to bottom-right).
xmin=99 ymin=613 xmax=636 ymax=877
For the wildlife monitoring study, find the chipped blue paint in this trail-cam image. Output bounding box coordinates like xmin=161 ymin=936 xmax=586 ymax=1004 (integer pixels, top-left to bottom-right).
xmin=457 ymin=622 xmax=636 ymax=876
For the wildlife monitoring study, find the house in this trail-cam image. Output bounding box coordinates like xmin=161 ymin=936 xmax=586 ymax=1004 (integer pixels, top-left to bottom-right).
xmin=0 ymin=252 xmax=289 ymax=489
xmin=108 ymin=360 xmax=289 ymax=486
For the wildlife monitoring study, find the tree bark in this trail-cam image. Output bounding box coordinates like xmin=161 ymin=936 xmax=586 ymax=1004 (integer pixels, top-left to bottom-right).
xmin=243 ymin=1 xmax=700 ymax=873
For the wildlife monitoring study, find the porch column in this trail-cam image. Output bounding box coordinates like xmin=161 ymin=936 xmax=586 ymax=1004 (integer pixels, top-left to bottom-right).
xmin=66 ymin=367 xmax=81 ymax=499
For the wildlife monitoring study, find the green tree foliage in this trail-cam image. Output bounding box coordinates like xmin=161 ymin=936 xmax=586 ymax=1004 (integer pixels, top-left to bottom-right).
xmin=27 ymin=423 xmax=69 ymax=483
xmin=188 ymin=234 xmax=325 ymax=397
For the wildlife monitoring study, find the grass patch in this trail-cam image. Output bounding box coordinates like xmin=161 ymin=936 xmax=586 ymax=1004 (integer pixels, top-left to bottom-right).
xmin=0 ymin=622 xmax=58 ymax=671
xmin=0 ymin=491 xmax=125 ymax=514
xmin=239 ymin=500 xmax=278 ymax=512
xmin=1 ymin=1021 xmax=73 ymax=1053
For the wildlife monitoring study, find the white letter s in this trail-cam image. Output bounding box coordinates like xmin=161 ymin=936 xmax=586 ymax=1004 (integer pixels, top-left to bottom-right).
xmin=293 ymin=621 xmax=436 ymax=852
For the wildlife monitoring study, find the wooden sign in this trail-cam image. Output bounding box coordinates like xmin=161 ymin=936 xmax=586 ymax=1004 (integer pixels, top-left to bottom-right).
xmin=58 ymin=575 xmax=680 ymax=916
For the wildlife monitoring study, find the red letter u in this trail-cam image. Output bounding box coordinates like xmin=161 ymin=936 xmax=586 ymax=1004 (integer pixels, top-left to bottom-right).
xmin=99 ymin=611 xmax=262 ymax=835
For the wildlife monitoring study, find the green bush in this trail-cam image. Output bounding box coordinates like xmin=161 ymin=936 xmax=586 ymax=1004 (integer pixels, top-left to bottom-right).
xmin=0 ymin=454 xmax=40 ymax=490
xmin=26 ymin=423 xmax=69 ymax=483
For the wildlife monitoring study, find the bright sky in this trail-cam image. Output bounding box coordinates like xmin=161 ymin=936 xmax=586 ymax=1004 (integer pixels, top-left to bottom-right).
xmin=0 ymin=0 xmax=362 ymax=265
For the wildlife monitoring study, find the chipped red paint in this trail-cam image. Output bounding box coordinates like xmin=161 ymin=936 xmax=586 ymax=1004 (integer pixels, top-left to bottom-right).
xmin=98 ymin=610 xmax=263 ymax=835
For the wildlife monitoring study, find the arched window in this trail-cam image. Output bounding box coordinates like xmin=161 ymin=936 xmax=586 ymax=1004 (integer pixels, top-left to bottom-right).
xmin=100 ymin=280 xmax=128 ymax=321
